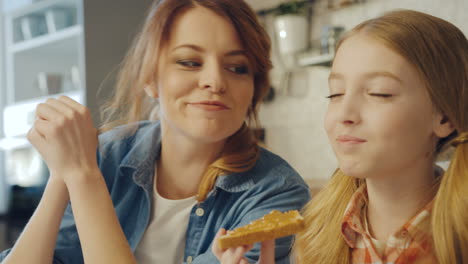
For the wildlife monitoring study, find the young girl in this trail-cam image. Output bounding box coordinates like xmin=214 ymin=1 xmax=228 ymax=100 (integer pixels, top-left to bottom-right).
xmin=0 ymin=0 xmax=310 ymax=263
xmin=215 ymin=9 xmax=468 ymax=264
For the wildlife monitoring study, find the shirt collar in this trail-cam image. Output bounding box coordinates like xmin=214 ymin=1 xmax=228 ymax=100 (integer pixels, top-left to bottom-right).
xmin=120 ymin=122 xmax=161 ymax=170
xmin=116 ymin=122 xmax=162 ymax=191
xmin=213 ymin=147 xmax=272 ymax=193
xmin=341 ymin=184 xmax=436 ymax=249
xmin=214 ymin=171 xmax=256 ymax=192
xmin=341 ymin=184 xmax=367 ymax=248
xmin=116 ymin=121 xmax=257 ymax=193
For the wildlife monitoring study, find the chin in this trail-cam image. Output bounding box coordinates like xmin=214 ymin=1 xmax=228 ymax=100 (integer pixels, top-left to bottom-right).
xmin=194 ymin=121 xmax=242 ymax=139
xmin=190 ymin=127 xmax=236 ymax=144
xmin=338 ymin=164 xmax=368 ymax=179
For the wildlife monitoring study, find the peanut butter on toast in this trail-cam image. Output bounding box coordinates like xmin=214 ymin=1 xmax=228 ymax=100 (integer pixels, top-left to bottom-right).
xmin=218 ymin=210 xmax=304 ymax=249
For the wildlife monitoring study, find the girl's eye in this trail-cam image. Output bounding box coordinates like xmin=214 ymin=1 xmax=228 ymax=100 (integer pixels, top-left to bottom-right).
xmin=326 ymin=94 xmax=343 ymax=99
xmin=369 ymin=93 xmax=393 ymax=98
xmin=227 ymin=65 xmax=250 ymax=75
xmin=177 ymin=60 xmax=201 ymax=68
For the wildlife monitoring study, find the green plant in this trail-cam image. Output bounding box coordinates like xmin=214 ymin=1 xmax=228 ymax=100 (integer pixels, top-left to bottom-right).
xmin=275 ymin=1 xmax=309 ymax=16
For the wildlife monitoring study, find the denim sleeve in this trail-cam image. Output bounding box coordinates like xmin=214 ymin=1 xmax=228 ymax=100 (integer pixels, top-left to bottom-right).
xmin=0 ymin=203 xmax=83 ymax=264
xmin=51 ymin=203 xmax=84 ymax=264
xmin=192 ymin=178 xmax=311 ymax=264
xmin=0 ymin=149 xmax=104 ymax=264
xmin=0 ymin=248 xmax=11 ymax=261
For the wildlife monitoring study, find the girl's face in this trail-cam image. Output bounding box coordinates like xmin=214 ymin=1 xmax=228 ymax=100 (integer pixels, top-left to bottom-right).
xmin=325 ymin=34 xmax=449 ymax=179
xmin=148 ymin=6 xmax=254 ymax=144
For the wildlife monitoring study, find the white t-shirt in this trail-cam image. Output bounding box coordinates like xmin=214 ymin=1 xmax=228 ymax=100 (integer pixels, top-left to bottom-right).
xmin=135 ymin=185 xmax=197 ymax=263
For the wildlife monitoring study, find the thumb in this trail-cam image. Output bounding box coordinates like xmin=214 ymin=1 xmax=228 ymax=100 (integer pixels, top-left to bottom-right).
xmin=212 ymin=228 xmax=227 ymax=258
xmin=258 ymin=240 xmax=275 ymax=264
xmin=27 ymin=125 xmax=47 ymax=156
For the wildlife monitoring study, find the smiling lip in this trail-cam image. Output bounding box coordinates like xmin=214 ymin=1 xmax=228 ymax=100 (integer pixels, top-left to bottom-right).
xmin=337 ymin=135 xmax=367 ymax=144
xmin=189 ymin=101 xmax=230 ymax=111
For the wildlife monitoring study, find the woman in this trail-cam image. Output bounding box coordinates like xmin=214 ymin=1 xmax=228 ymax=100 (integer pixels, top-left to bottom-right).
xmin=216 ymin=9 xmax=468 ymax=264
xmin=0 ymin=1 xmax=310 ymax=263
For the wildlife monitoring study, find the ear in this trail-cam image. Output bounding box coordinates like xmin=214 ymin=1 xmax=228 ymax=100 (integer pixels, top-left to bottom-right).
xmin=144 ymin=83 xmax=159 ymax=98
xmin=433 ymin=112 xmax=455 ymax=138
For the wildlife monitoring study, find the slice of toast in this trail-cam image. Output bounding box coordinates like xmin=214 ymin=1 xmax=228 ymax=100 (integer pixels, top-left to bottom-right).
xmin=218 ymin=210 xmax=304 ymax=249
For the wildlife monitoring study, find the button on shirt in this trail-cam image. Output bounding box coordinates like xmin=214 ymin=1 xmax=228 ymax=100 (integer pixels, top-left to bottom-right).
xmin=195 ymin=208 xmax=204 ymax=217
xmin=341 ymin=185 xmax=438 ymax=264
xmin=0 ymin=121 xmax=311 ymax=264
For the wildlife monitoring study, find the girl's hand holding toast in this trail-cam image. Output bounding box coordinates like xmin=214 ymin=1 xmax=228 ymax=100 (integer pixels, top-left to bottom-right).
xmin=212 ymin=229 xmax=275 ymax=264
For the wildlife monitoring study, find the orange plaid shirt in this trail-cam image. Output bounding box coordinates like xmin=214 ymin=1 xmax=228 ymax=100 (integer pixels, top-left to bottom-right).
xmin=341 ymin=185 xmax=438 ymax=264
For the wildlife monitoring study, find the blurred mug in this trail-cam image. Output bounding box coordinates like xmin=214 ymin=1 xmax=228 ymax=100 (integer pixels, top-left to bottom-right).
xmin=37 ymin=72 xmax=62 ymax=95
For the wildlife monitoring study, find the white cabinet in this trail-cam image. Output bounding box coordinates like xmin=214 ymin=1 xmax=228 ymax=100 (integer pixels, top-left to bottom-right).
xmin=4 ymin=0 xmax=83 ymax=104
xmin=0 ymin=0 xmax=153 ymax=189
xmin=2 ymin=0 xmax=154 ymax=126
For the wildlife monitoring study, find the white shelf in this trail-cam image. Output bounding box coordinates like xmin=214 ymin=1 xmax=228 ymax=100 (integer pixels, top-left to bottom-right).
xmin=297 ymin=52 xmax=335 ymax=67
xmin=9 ymin=0 xmax=76 ymax=19
xmin=0 ymin=137 xmax=31 ymax=151
xmin=3 ymin=90 xmax=84 ymax=138
xmin=8 ymin=89 xmax=83 ymax=106
xmin=9 ymin=25 xmax=81 ymax=55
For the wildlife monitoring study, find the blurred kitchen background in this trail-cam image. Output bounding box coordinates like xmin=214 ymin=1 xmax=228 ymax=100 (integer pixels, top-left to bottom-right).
xmin=0 ymin=0 xmax=466 ymax=252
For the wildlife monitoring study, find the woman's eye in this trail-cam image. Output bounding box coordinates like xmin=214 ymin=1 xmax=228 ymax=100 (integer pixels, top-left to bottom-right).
xmin=326 ymin=93 xmax=343 ymax=99
xmin=369 ymin=93 xmax=393 ymax=98
xmin=227 ymin=65 xmax=249 ymax=75
xmin=177 ymin=60 xmax=201 ymax=68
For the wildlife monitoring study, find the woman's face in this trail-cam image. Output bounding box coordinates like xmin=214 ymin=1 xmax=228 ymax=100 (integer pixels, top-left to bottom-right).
xmin=148 ymin=6 xmax=254 ymax=144
xmin=325 ymin=33 xmax=450 ymax=179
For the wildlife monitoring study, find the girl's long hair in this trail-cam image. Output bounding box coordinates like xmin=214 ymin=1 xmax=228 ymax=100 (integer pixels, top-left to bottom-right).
xmin=99 ymin=0 xmax=272 ymax=202
xmin=294 ymin=9 xmax=468 ymax=263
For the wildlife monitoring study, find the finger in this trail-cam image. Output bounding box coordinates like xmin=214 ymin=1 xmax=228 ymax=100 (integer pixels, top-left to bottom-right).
xmin=32 ymin=119 xmax=51 ymax=139
xmin=27 ymin=124 xmax=47 ymax=151
xmin=222 ymin=247 xmax=249 ymax=264
xmin=45 ymin=98 xmax=76 ymax=117
xmin=258 ymin=240 xmax=275 ymax=264
xmin=212 ymin=228 xmax=227 ymax=258
xmin=244 ymin=243 xmax=254 ymax=252
xmin=43 ymin=97 xmax=87 ymax=124
xmin=58 ymin=95 xmax=88 ymax=115
xmin=27 ymin=125 xmax=43 ymax=143
xmin=33 ymin=118 xmax=65 ymax=142
xmin=239 ymin=258 xmax=249 ymax=264
xmin=35 ymin=102 xmax=61 ymax=121
xmin=58 ymin=96 xmax=94 ymax=126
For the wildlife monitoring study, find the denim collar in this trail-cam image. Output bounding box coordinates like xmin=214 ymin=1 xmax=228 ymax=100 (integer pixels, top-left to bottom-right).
xmin=116 ymin=121 xmax=255 ymax=193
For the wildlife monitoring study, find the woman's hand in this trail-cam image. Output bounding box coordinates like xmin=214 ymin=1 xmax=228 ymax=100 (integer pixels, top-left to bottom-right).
xmin=212 ymin=229 xmax=275 ymax=264
xmin=27 ymin=96 xmax=99 ymax=181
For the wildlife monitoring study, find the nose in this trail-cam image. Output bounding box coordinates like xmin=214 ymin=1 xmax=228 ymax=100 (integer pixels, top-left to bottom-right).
xmin=337 ymin=93 xmax=361 ymax=126
xmin=199 ymin=61 xmax=226 ymax=93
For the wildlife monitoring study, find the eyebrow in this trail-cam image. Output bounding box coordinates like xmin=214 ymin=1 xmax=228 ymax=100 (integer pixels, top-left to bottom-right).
xmin=328 ymin=71 xmax=403 ymax=84
xmin=171 ymin=44 xmax=248 ymax=57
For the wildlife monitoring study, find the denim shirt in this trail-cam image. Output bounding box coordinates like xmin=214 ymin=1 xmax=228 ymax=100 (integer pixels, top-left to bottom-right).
xmin=0 ymin=121 xmax=310 ymax=264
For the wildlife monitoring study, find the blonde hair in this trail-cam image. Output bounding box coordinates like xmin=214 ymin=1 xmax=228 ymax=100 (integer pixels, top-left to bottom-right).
xmin=294 ymin=9 xmax=468 ymax=263
xmin=99 ymin=0 xmax=272 ymax=202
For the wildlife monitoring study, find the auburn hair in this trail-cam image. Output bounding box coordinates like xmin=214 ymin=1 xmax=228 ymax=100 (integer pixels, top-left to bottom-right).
xmin=99 ymin=0 xmax=272 ymax=201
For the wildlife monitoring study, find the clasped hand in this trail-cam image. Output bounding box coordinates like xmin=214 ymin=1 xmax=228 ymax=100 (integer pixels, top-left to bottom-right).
xmin=27 ymin=96 xmax=99 ymax=182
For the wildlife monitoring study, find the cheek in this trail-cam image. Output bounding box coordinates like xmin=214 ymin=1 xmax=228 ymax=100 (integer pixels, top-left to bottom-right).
xmin=324 ymin=106 xmax=336 ymax=137
xmin=159 ymin=72 xmax=196 ymax=101
xmin=372 ymin=107 xmax=431 ymax=149
xmin=234 ymin=80 xmax=254 ymax=109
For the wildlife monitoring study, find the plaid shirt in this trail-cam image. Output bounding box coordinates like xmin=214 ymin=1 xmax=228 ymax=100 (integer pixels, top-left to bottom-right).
xmin=341 ymin=185 xmax=438 ymax=264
